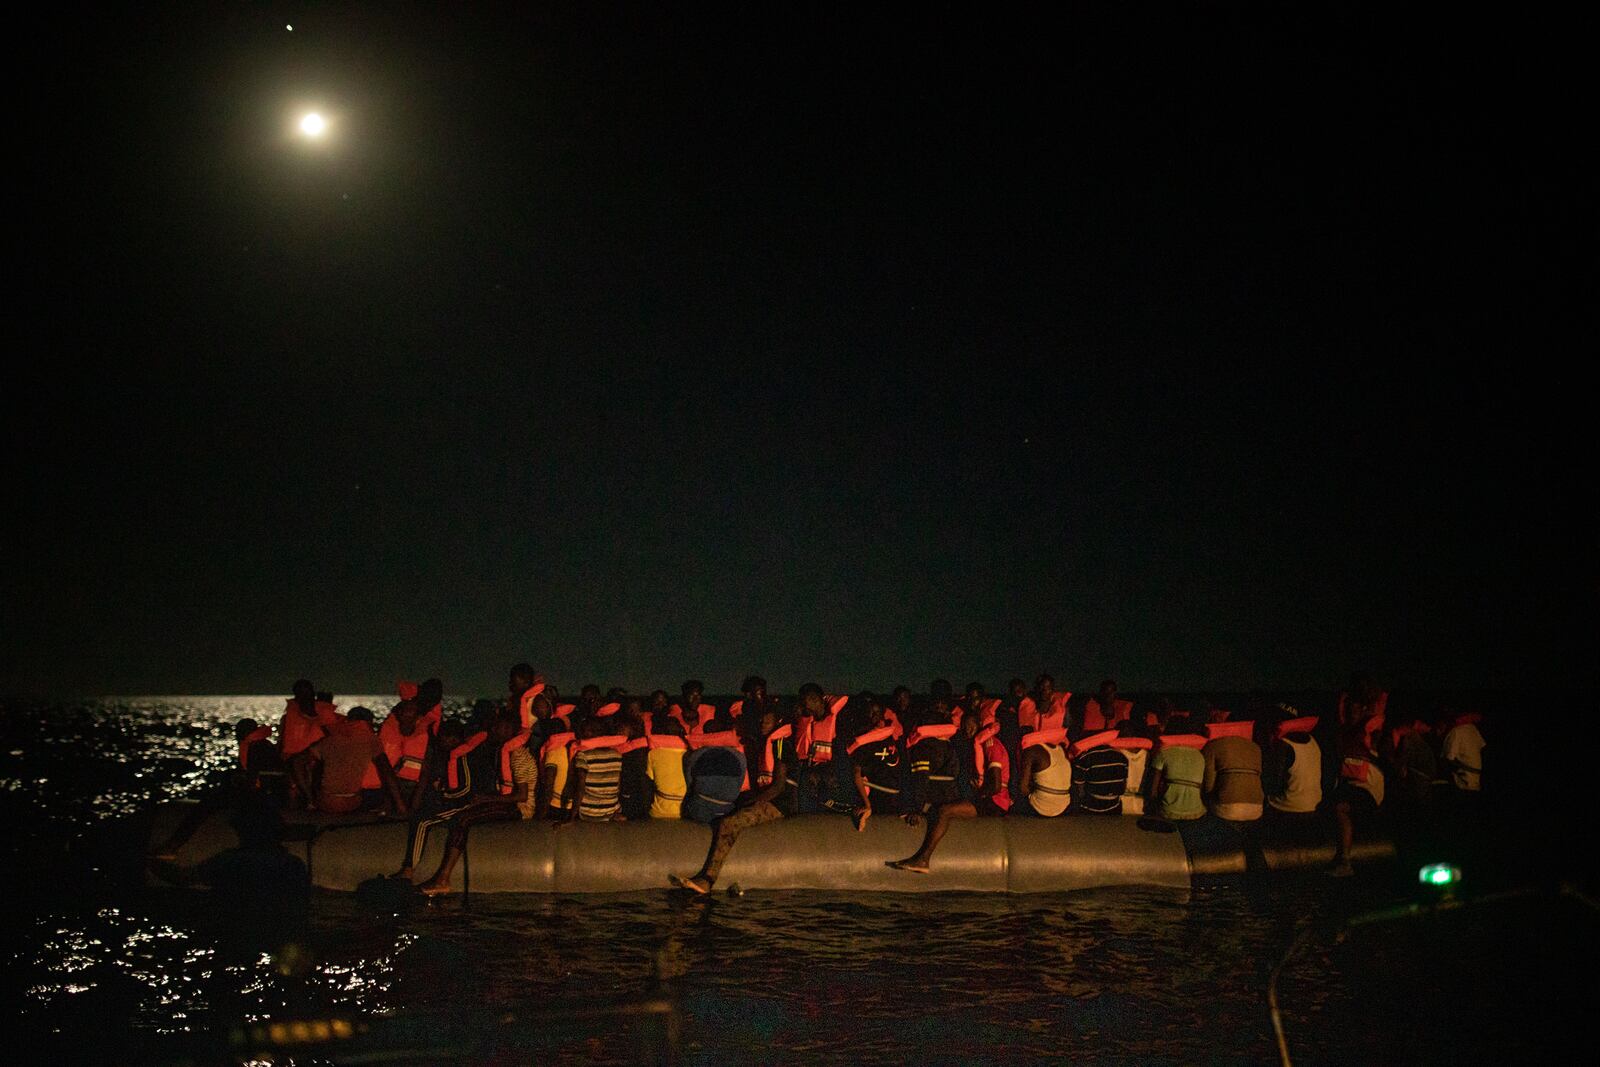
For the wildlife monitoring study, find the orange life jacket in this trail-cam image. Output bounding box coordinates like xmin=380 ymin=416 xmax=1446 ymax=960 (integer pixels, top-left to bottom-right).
xmin=515 ymin=683 xmax=547 ymax=730
xmin=758 ymin=723 xmax=794 ymax=783
xmin=1110 ymin=736 xmax=1153 ymax=750
xmin=648 ymin=734 xmax=688 ymax=751
xmin=1159 ymin=733 xmax=1209 ymax=750
xmin=238 ymin=725 xmax=273 ymax=769
xmin=573 ymin=734 xmax=629 ymax=754
xmin=379 ymin=715 xmax=432 ymax=781
xmin=540 ymin=731 xmax=576 ymax=765
xmin=1275 ymin=715 xmax=1319 ymax=740
xmin=1018 ymin=692 xmax=1069 ymax=731
xmin=688 ymin=729 xmax=742 ymax=750
xmin=1069 ymin=729 xmax=1118 ymax=759
xmin=594 ymin=702 xmax=622 ymax=718
xmin=1205 ymin=721 xmax=1255 ymax=740
xmin=1083 ymin=697 xmax=1134 ymax=732
xmin=804 ymin=708 xmax=842 ymax=764
xmin=279 ymin=700 xmax=335 ymax=758
xmin=1021 ymin=726 xmax=1070 ymax=751
xmin=847 ymin=725 xmax=898 ymax=756
xmin=905 ymin=723 xmax=958 ymax=748
xmin=397 ymin=680 xmax=419 ymax=701
xmin=618 ymin=736 xmax=649 ymax=755
xmin=445 ymin=732 xmax=486 ymax=792
xmin=668 ymin=703 xmax=714 ymax=735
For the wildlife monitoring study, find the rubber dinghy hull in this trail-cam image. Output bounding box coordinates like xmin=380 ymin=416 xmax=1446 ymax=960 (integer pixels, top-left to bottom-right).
xmin=147 ymin=804 xmax=1391 ymax=893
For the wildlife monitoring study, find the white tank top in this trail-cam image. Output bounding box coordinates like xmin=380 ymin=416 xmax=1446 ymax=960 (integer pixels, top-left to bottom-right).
xmin=1268 ymin=736 xmax=1322 ymax=813
xmin=1121 ymin=748 xmax=1148 ymax=815
xmin=1029 ymin=743 xmax=1072 ymax=817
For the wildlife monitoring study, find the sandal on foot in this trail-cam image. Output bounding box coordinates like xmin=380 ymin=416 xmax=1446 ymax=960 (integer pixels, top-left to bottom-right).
xmin=886 ymin=860 xmax=929 ymax=874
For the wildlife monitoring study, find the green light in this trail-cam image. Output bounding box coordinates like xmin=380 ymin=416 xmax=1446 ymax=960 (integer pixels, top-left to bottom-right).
xmin=1418 ymin=863 xmax=1461 ymax=887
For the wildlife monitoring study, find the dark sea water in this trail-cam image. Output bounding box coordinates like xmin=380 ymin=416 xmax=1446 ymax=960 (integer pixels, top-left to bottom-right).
xmin=1 ymin=697 xmax=1594 ymax=1065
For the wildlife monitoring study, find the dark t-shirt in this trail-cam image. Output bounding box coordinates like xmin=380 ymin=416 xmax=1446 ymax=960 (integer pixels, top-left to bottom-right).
xmin=907 ymin=738 xmax=961 ymax=811
xmin=852 ymin=735 xmax=906 ymax=811
xmin=620 ymin=747 xmax=651 ymax=820
xmin=1074 ymin=746 xmax=1130 ymax=814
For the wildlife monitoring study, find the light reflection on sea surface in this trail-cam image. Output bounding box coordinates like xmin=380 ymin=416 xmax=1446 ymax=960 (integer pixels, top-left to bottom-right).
xmin=1 ymin=699 xmax=1594 ymax=1065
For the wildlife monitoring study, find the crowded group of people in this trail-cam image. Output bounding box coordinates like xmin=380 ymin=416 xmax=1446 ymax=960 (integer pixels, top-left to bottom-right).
xmin=206 ymin=667 xmax=1486 ymax=894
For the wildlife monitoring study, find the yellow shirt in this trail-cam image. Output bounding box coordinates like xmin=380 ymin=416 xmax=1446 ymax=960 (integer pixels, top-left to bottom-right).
xmin=646 ymin=747 xmax=688 ymax=819
xmin=543 ymin=745 xmax=571 ymax=811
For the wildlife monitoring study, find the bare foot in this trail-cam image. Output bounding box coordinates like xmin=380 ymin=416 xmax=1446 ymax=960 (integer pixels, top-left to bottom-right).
xmin=669 ymin=874 xmax=711 ymax=895
xmin=886 ymin=859 xmax=930 ymax=874
xmin=419 ymin=881 xmax=453 ymax=897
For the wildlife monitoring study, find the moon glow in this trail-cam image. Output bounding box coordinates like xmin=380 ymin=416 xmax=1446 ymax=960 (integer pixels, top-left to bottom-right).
xmin=299 ymin=112 xmax=327 ymax=136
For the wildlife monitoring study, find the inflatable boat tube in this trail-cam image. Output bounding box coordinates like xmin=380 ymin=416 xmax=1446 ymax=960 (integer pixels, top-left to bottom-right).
xmin=148 ymin=803 xmax=1395 ymax=894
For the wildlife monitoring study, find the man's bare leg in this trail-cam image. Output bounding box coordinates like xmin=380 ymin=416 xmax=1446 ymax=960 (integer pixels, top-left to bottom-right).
xmin=888 ymin=800 xmax=976 ymax=872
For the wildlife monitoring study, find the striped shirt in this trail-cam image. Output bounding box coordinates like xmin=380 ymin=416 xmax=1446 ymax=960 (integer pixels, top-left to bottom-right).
xmin=572 ymin=748 xmax=623 ymax=821
xmin=509 ymin=747 xmax=539 ymax=819
xmin=1075 ymin=746 xmax=1130 ymax=814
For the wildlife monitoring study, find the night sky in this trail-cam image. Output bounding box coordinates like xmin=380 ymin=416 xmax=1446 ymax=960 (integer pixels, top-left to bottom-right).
xmin=9 ymin=4 xmax=1593 ymax=697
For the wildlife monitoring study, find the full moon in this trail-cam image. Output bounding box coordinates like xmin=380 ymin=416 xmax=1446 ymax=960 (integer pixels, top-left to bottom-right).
xmin=299 ymin=112 xmax=326 ymax=137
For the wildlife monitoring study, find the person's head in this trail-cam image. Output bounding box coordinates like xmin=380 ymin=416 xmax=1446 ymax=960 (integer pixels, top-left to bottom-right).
xmin=509 ymin=662 xmax=537 ymax=693
xmin=960 ymin=710 xmax=981 ymax=738
xmin=1035 ymin=674 xmax=1055 ymax=699
xmin=579 ymin=714 xmax=609 ymax=740
xmin=1098 ymin=679 xmax=1118 ymax=704
xmin=234 ymin=718 xmax=260 ymax=741
xmin=347 ymin=706 xmax=375 ymax=724
xmin=759 ymin=705 xmax=782 ymax=737
xmin=891 ymin=686 xmax=912 ymax=714
xmin=418 ymin=678 xmax=444 ymax=708
xmin=623 ymin=711 xmax=647 ymax=741
xmin=470 ymin=698 xmax=497 ymax=728
xmin=529 ymin=693 xmax=553 ymax=720
xmin=965 ymin=682 xmax=985 ymax=703
xmin=864 ymin=693 xmax=888 ymax=728
xmin=1349 ymin=672 xmax=1380 ymax=703
xmin=488 ymin=705 xmax=520 ymax=744
xmin=392 ymin=700 xmax=422 ymax=734
xmin=653 ymin=715 xmax=686 ymax=739
xmin=579 ymin=684 xmax=602 ymax=708
xmin=741 ymin=675 xmax=768 ymax=703
xmin=929 ymin=693 xmax=952 ymax=721
xmin=437 ymin=719 xmax=464 ymax=750
xmin=681 ymin=679 xmax=704 ymax=704
xmin=292 ymin=679 xmax=315 ymax=704
xmin=798 ymin=682 xmax=825 ymax=716
xmin=606 ymin=686 xmax=629 ymax=703
xmin=315 ymin=690 xmax=334 ymax=705
xmin=649 ymin=689 xmax=670 ymax=714
xmin=1008 ymin=678 xmax=1027 ymax=700
xmin=930 ymin=679 xmax=953 ymax=703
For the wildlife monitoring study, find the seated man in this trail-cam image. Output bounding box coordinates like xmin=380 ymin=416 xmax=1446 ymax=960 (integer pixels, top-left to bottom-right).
xmin=562 ymin=715 xmax=627 ymax=822
xmin=850 ymin=699 xmax=908 ymax=831
xmin=1329 ymin=722 xmax=1385 ymax=877
xmin=1440 ymin=710 xmax=1485 ymax=794
xmin=671 ymin=709 xmax=799 ymax=894
xmin=902 ymin=700 xmax=962 ymax=819
xmin=1264 ymin=708 xmax=1322 ymax=817
xmin=417 ymin=706 xmax=537 ymax=895
xmin=535 ymin=714 xmax=576 ymax=820
xmin=150 ymin=718 xmax=291 ymax=860
xmin=668 ymin=679 xmax=715 ymax=736
xmin=680 ymin=738 xmax=747 ymax=824
xmin=1082 ymin=679 xmax=1134 ymax=732
xmin=1201 ymin=720 xmax=1264 ymax=822
xmin=887 ymin=700 xmax=1010 ymax=873
xmin=618 ymin=711 xmax=653 ymax=820
xmin=645 ymin=718 xmax=690 ymax=819
xmin=1070 ymin=730 xmax=1130 ymax=815
xmin=297 ymin=706 xmax=407 ymax=815
xmin=1148 ymin=722 xmax=1208 ymax=822
xmin=1018 ymin=727 xmax=1073 ymax=817
xmin=279 ymin=679 xmax=340 ymax=787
